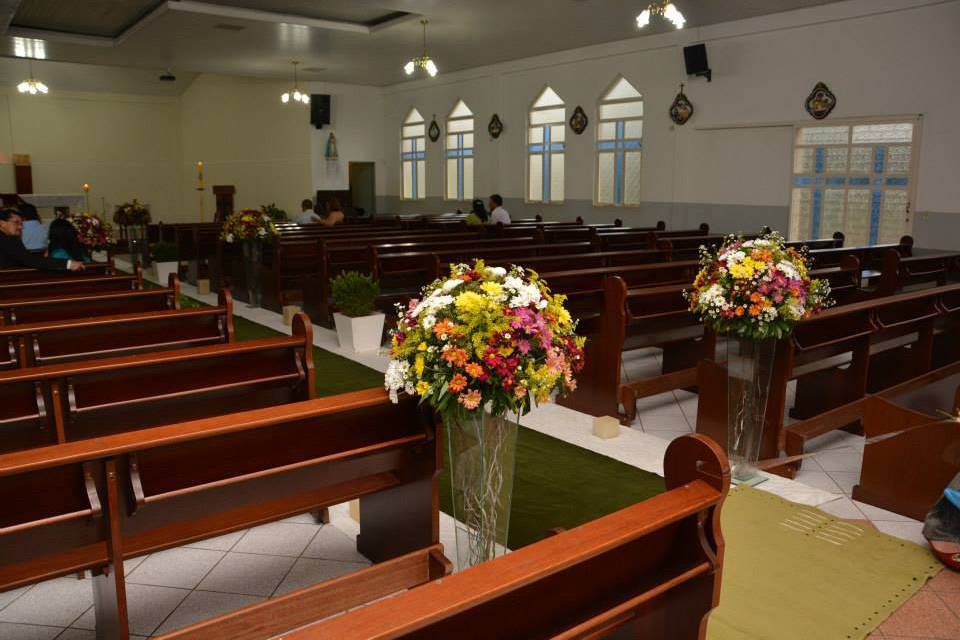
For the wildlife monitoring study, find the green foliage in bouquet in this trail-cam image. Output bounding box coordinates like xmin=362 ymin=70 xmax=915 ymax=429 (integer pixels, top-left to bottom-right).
xmin=260 ymin=202 xmax=287 ymax=221
xmin=331 ymin=271 xmax=380 ymax=318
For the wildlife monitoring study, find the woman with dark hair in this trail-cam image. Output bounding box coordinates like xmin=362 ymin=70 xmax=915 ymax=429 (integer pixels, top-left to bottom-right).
xmin=48 ymin=218 xmax=91 ymax=264
xmin=0 ymin=208 xmax=83 ymax=271
xmin=465 ymin=199 xmax=489 ymax=226
xmin=319 ymin=198 xmax=345 ymax=227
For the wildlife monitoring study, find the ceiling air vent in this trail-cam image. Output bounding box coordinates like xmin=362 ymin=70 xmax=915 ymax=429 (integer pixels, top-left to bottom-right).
xmin=214 ymin=23 xmax=245 ymax=31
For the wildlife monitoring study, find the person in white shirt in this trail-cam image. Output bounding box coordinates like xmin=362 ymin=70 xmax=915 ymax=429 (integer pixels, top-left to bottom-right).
xmin=488 ymin=194 xmax=510 ymax=226
xmin=295 ymin=199 xmax=321 ymax=224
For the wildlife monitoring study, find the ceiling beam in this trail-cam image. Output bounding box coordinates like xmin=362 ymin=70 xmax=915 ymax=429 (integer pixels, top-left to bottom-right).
xmin=166 ymin=1 xmax=373 ymax=34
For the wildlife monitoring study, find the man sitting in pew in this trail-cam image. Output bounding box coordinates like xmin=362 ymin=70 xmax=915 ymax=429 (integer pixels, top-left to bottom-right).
xmin=488 ymin=193 xmax=511 ymax=225
xmin=295 ymin=198 xmax=322 ymax=224
xmin=0 ymin=209 xmax=84 ymax=272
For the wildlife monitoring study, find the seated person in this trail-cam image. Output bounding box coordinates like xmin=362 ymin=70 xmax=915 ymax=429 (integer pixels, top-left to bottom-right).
xmin=48 ymin=218 xmax=92 ymax=264
xmin=0 ymin=209 xmax=83 ymax=271
xmin=488 ymin=194 xmax=511 ymax=225
xmin=295 ymin=198 xmax=321 ymax=224
xmin=18 ymin=203 xmax=48 ymax=251
xmin=319 ymin=198 xmax=345 ymax=227
xmin=465 ymin=199 xmax=489 ymax=226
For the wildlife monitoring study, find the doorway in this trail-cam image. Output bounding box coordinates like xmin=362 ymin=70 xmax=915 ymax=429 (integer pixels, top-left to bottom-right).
xmin=349 ymin=162 xmax=376 ymax=217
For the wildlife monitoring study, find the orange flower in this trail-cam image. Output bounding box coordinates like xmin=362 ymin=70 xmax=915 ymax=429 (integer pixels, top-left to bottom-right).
xmin=749 ymin=305 xmax=762 ymax=317
xmin=735 ymin=307 xmax=745 ymax=317
xmin=442 ymin=347 xmax=469 ymax=367
xmin=750 ymin=292 xmax=763 ymax=304
xmin=433 ymin=319 xmax=457 ymax=339
xmin=448 ymin=373 xmax=468 ymax=393
xmin=464 ymin=362 xmax=484 ymax=378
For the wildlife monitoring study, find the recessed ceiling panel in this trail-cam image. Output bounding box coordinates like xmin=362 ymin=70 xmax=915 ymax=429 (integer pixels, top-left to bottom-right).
xmin=12 ymin=0 xmax=164 ymax=38
xmin=197 ymin=0 xmax=411 ymax=26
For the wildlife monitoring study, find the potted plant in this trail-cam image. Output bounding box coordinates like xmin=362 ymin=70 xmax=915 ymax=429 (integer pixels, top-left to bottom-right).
xmin=150 ymin=242 xmax=179 ymax=284
xmin=331 ymin=271 xmax=383 ymax=352
xmin=384 ymin=261 xmax=585 ymax=567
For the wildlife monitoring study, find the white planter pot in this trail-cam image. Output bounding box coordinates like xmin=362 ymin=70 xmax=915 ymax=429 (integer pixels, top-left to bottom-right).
xmin=334 ymin=312 xmax=385 ymax=352
xmin=152 ymin=261 xmax=179 ymax=285
xmin=91 ymin=250 xmax=108 ymax=263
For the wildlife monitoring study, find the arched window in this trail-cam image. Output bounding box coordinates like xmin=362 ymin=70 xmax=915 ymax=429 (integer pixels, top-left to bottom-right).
xmin=527 ymin=86 xmax=565 ymax=203
xmin=445 ymin=100 xmax=474 ymax=201
xmin=596 ymin=76 xmax=643 ymax=206
xmin=401 ymin=108 xmax=426 ymax=200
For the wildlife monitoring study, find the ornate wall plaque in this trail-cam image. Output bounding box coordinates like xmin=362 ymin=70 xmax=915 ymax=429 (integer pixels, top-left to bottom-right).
xmin=569 ymin=105 xmax=588 ymax=134
xmin=488 ymin=113 xmax=503 ymax=139
xmin=428 ymin=116 xmax=441 ymax=142
xmin=805 ymin=82 xmax=836 ymax=120
xmin=669 ymin=83 xmax=694 ymax=125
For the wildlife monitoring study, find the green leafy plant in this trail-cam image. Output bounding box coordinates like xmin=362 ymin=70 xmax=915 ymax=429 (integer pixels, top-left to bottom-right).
xmin=260 ymin=203 xmax=288 ymax=221
xmin=150 ymin=241 xmax=179 ymax=262
xmin=331 ymin=271 xmax=380 ymax=318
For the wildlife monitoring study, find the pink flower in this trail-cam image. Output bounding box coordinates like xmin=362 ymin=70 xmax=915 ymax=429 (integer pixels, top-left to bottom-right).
xmin=458 ymin=389 xmax=482 ymax=410
xmin=516 ymin=339 xmax=531 ymax=354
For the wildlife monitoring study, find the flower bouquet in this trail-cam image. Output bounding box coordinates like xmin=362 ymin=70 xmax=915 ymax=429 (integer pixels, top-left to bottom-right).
xmin=112 ymin=199 xmax=151 ymax=227
xmin=685 ymin=231 xmax=832 ymax=482
xmin=66 ymin=212 xmax=114 ymax=252
xmin=220 ymin=209 xmax=278 ymax=244
xmin=385 ymin=260 xmax=584 ymax=567
xmin=221 ymin=210 xmax=278 ymax=307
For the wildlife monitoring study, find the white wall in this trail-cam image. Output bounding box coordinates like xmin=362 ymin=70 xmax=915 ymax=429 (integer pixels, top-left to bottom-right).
xmin=179 ymin=74 xmax=313 ymax=222
xmin=306 ymin=82 xmax=386 ymax=203
xmin=377 ymin=0 xmax=960 ymax=243
xmin=0 ymin=90 xmax=181 ymax=221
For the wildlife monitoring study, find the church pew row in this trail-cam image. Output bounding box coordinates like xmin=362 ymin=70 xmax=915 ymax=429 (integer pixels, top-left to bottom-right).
xmin=615 ymin=252 xmax=958 ymax=425
xmin=0 ymin=268 xmax=143 ymax=301
xmin=758 ymin=361 xmax=960 ymax=519
xmin=0 ymin=274 xmax=181 ymax=325
xmin=158 ymin=433 xmax=729 ymax=640
xmin=696 ymin=283 xmax=960 ymax=477
xmin=0 ymin=260 xmax=115 ymax=283
xmin=0 ymin=313 xmax=314 ymax=453
xmin=0 ymin=390 xmax=439 ymax=640
xmin=0 ymin=290 xmax=233 ymax=370
xmin=808 ymin=235 xmax=913 ymax=270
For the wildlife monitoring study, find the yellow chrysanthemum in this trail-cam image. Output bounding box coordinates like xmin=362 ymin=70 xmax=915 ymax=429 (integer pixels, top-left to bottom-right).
xmin=416 ymin=380 xmax=430 ymax=395
xmin=414 ymin=354 xmax=425 ymax=378
xmin=454 ymin=291 xmax=486 ymax=318
xmin=480 ymin=282 xmax=503 ymax=298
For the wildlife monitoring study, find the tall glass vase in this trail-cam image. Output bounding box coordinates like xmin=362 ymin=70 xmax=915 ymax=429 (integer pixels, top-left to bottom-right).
xmin=241 ymin=239 xmax=263 ymax=308
xmin=725 ymin=336 xmax=776 ymax=485
xmin=125 ymin=225 xmax=149 ymax=267
xmin=445 ymin=411 xmax=519 ymax=569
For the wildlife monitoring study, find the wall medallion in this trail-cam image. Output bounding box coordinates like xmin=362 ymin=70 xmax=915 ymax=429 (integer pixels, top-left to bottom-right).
xmin=669 ymin=83 xmax=694 ymax=125
xmin=805 ymin=82 xmax=836 ymax=120
xmin=569 ymin=105 xmax=588 ymax=134
xmin=428 ymin=116 xmax=441 ymax=142
xmin=488 ymin=113 xmax=504 ymax=139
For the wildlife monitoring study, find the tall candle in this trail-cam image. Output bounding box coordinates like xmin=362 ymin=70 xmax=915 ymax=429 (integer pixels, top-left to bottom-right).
xmin=82 ymin=183 xmax=89 ymax=193
xmin=197 ymin=161 xmax=204 ymax=189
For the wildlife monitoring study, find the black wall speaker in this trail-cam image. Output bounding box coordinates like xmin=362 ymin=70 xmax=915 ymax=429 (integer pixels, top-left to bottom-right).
xmin=310 ymin=94 xmax=331 ymax=129
xmin=683 ymin=44 xmax=711 ymax=82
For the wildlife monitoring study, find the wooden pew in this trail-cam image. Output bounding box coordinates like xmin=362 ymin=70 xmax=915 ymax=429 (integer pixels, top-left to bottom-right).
xmin=0 ymin=274 xmax=181 ymax=325
xmin=696 ymin=283 xmax=960 ymax=475
xmin=174 ymin=223 xmax=222 ymax=285
xmin=157 ymin=433 xmax=729 ymax=640
xmin=0 ymin=290 xmax=233 ymax=370
xmin=0 ymin=390 xmax=439 ymax=639
xmin=808 ymin=235 xmax=913 ymax=270
xmin=0 ymin=313 xmax=314 ymax=452
xmin=0 ymin=268 xmax=143 ymax=301
xmin=0 ymin=260 xmax=115 ymax=283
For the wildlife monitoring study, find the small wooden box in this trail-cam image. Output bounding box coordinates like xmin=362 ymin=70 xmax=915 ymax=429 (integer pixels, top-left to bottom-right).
xmin=283 ymin=305 xmax=301 ymax=325
xmin=196 ymin=279 xmax=210 ymax=295
xmin=593 ymin=416 xmax=620 ymax=440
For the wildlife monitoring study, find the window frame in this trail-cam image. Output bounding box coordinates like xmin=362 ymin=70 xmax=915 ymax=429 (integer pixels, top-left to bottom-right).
xmin=594 ymin=75 xmax=644 ymax=208
xmin=787 ymin=115 xmax=922 ymax=245
xmin=400 ymin=108 xmax=426 ymax=201
xmin=526 ymin=85 xmax=566 ymax=205
xmin=444 ymin=99 xmax=475 ymax=202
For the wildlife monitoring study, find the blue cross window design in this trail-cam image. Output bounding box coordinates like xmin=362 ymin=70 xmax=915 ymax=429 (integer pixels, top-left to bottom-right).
xmin=527 ymin=86 xmax=566 ymax=203
xmin=596 ymin=76 xmax=643 ymax=206
xmin=445 ymin=100 xmax=475 ymax=201
xmin=401 ymin=109 xmax=426 ymax=200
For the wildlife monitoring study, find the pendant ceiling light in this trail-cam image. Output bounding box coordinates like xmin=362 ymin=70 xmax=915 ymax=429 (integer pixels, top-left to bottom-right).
xmin=17 ymin=58 xmax=48 ymax=95
xmin=636 ymin=1 xmax=686 ymax=30
xmin=281 ymin=61 xmax=309 ymax=105
xmin=403 ymin=19 xmax=438 ymax=78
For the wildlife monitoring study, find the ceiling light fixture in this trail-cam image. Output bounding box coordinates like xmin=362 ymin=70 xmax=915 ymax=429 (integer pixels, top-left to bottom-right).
xmin=17 ymin=58 xmax=48 ymax=95
xmin=404 ymin=19 xmax=438 ymax=78
xmin=281 ymin=61 xmax=310 ymax=105
xmin=636 ymin=1 xmax=686 ymax=30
